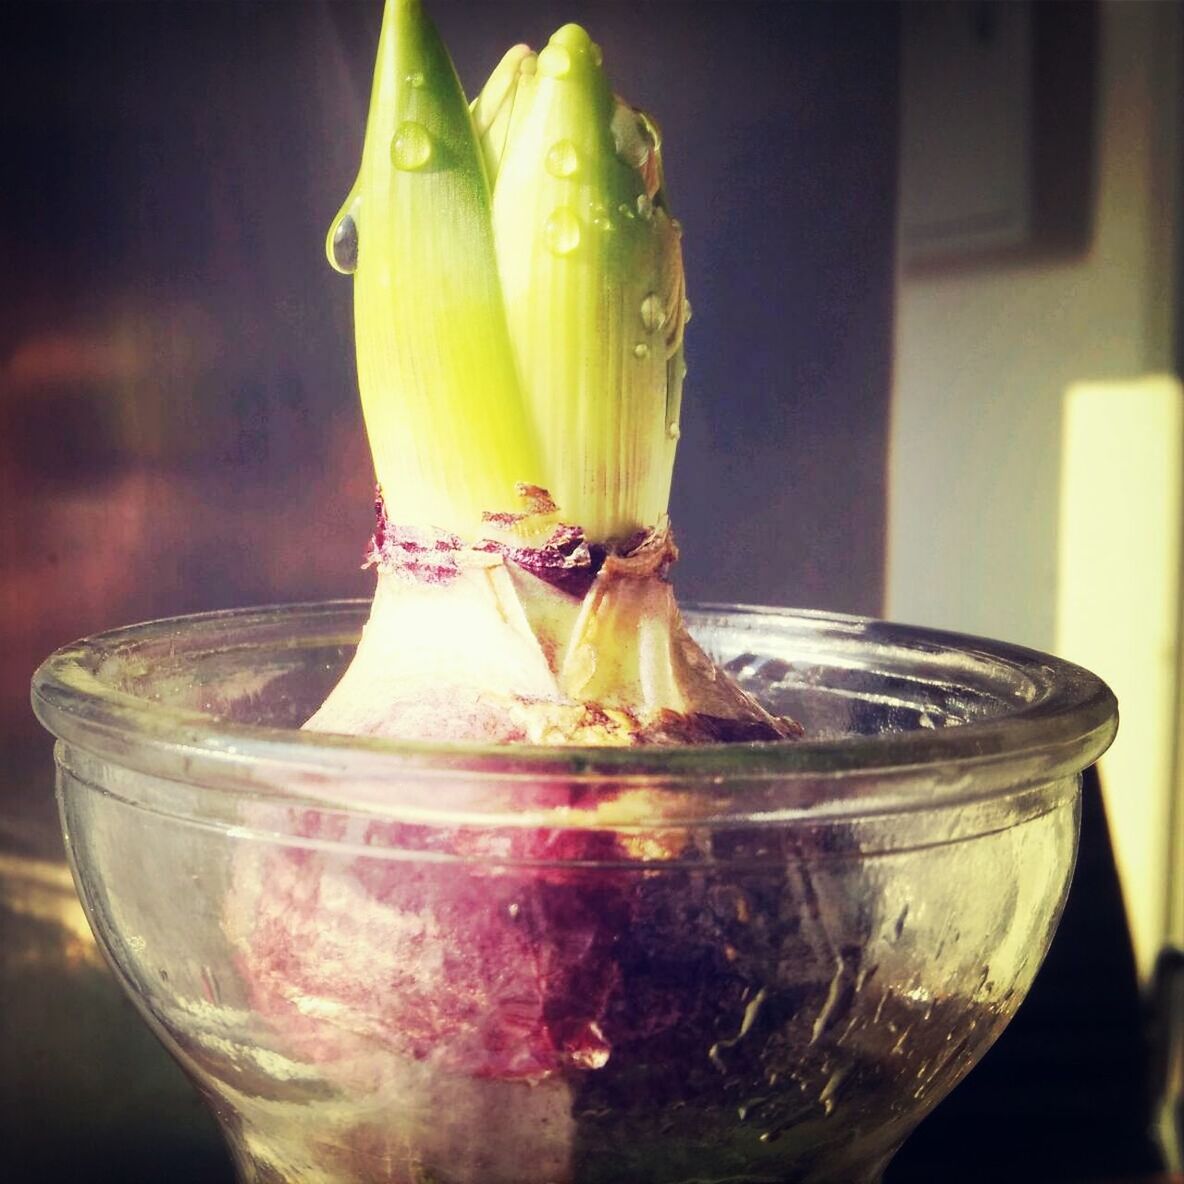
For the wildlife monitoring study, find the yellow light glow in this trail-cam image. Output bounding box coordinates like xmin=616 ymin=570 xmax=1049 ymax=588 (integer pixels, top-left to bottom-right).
xmin=1056 ymin=375 xmax=1183 ymax=983
xmin=0 ymin=852 xmax=101 ymax=968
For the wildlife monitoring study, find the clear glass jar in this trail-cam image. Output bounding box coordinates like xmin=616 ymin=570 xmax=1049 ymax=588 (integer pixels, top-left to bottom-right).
xmin=32 ymin=602 xmax=1116 ymax=1184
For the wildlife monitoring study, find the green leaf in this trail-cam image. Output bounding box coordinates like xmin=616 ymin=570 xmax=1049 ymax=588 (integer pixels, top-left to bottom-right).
xmin=328 ymin=0 xmax=541 ymax=537
xmin=491 ymin=24 xmax=685 ymax=542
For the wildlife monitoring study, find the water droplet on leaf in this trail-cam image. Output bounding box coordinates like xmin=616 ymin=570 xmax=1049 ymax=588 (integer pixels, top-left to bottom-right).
xmin=391 ymin=121 xmax=432 ymax=171
xmin=640 ymin=293 xmax=666 ymax=332
xmin=405 ymin=71 xmax=425 ymax=88
xmin=545 ymin=139 xmax=579 ymax=179
xmin=667 ymin=422 xmax=681 ymax=440
xmin=590 ymin=203 xmax=614 ymax=232
xmin=618 ymin=202 xmax=637 ymax=221
xmin=544 ymin=208 xmax=582 ymax=256
xmin=330 ymin=212 xmax=358 ymax=274
xmin=633 ymin=342 xmax=650 ymax=359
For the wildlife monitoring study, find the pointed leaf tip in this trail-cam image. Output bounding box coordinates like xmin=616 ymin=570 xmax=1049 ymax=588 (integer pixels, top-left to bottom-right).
xmin=537 ymin=22 xmax=604 ymax=79
xmin=474 ymin=43 xmax=539 ymax=183
xmin=343 ymin=0 xmax=542 ymax=534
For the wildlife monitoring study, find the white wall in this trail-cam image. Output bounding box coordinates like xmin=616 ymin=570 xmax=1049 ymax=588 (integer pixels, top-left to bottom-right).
xmin=887 ymin=0 xmax=1180 ymax=652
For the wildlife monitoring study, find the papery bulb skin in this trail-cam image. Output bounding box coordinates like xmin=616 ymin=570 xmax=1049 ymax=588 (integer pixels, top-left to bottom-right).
xmin=306 ymin=491 xmax=800 ymax=745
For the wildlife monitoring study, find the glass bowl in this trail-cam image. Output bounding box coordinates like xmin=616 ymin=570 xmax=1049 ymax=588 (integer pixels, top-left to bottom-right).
xmin=31 ymin=602 xmax=1116 ymax=1184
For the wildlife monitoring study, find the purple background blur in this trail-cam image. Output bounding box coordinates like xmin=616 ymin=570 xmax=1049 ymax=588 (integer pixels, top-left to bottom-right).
xmin=0 ymin=2 xmax=897 ymax=1180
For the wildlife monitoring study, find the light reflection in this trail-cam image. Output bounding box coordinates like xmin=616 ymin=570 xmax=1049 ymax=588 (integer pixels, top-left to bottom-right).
xmin=0 ymin=851 xmax=101 ymax=970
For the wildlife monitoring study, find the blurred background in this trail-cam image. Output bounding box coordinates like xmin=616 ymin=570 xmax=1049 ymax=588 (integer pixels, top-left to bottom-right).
xmin=1 ymin=1 xmax=1181 ymax=1180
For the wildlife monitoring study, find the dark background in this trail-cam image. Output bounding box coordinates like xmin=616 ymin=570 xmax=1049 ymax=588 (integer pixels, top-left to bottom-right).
xmin=3 ymin=3 xmax=1154 ymax=1183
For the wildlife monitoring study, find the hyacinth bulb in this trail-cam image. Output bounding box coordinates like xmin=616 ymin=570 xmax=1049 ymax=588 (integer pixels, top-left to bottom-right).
xmin=229 ymin=8 xmax=802 ymax=1177
xmin=310 ymin=0 xmax=798 ymax=745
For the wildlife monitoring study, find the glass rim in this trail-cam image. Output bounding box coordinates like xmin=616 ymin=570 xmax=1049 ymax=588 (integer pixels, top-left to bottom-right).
xmin=31 ymin=600 xmax=1117 ymax=820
